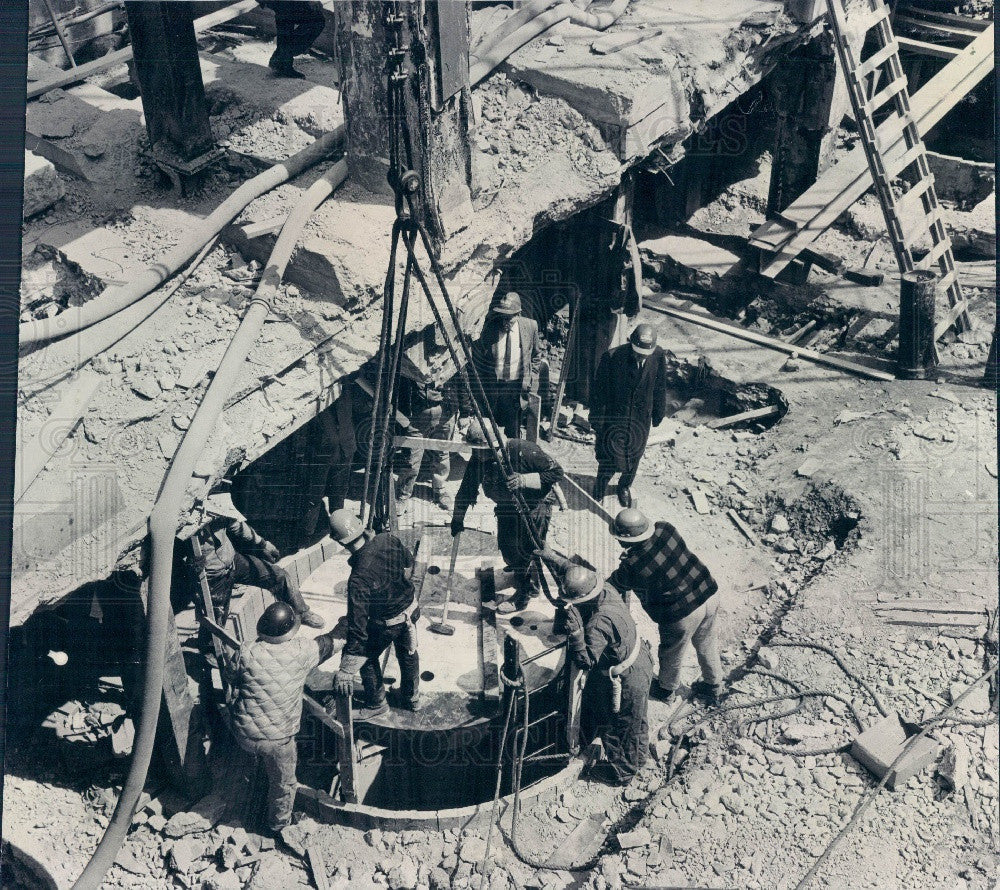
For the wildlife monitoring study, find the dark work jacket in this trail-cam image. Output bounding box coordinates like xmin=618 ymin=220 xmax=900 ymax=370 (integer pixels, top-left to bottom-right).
xmin=199 ymin=518 xmax=274 ymax=586
xmin=590 ymin=344 xmax=669 ymax=472
xmin=471 ymin=316 xmax=541 ymax=393
xmin=454 ymin=439 xmax=564 ymax=519
xmin=397 ymin=372 xmax=462 ymax=420
xmin=566 ymin=586 xmax=638 ymax=672
xmin=344 ymin=533 xmax=415 ymax=657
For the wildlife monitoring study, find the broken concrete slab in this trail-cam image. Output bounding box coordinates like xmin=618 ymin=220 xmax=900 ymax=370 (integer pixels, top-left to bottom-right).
xmin=23 ymin=150 xmax=64 ymax=218
xmin=36 ymin=219 xmax=132 ymax=286
xmin=492 ymin=0 xmax=810 ymax=161
xmin=925 ymin=151 xmax=995 ymax=210
xmin=640 ymin=232 xmax=745 ymax=296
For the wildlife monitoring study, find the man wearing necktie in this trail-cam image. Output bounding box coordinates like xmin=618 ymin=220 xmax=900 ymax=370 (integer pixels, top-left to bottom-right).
xmin=590 ymin=324 xmax=668 ymax=508
xmin=471 ymin=292 xmax=541 ymax=438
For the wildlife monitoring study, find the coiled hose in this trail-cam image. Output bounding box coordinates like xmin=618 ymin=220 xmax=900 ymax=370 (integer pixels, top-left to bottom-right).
xmin=70 ymin=158 xmax=349 ymax=890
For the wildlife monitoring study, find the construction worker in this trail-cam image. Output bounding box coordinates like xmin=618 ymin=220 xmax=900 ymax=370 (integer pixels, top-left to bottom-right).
xmin=590 ymin=323 xmax=668 ymax=508
xmin=471 ymin=292 xmax=541 ymax=437
xmin=608 ymin=508 xmax=724 ymax=705
xmin=451 ymin=420 xmax=563 ymax=612
xmin=537 ymin=551 xmax=654 ymax=785
xmin=261 ymin=1 xmax=325 ymax=79
xmin=395 ymin=337 xmax=464 ymax=513
xmin=225 ymin=602 xmax=341 ymax=835
xmin=328 ymin=509 xmax=421 ymax=716
xmin=188 ymin=492 xmax=324 ymax=630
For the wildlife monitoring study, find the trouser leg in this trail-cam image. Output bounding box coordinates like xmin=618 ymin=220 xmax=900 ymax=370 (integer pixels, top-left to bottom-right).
xmin=261 ymin=737 xmax=299 ymax=832
xmin=593 ymin=457 xmax=614 ymax=500
xmin=392 ymin=623 xmax=420 ymax=702
xmin=603 ymin=644 xmax=653 ymax=783
xmin=657 ymin=612 xmax=696 ymax=692
xmin=428 ymin=410 xmax=455 ymax=493
xmin=397 ymin=442 xmax=423 ymax=500
xmin=360 ymin=628 xmax=390 ymax=707
xmin=618 ymin=465 xmax=637 ymax=490
xmin=271 ymin=12 xmax=295 ymax=65
xmin=233 ymin=553 xmax=309 ymax=616
xmin=691 ymin=595 xmax=723 ymax=687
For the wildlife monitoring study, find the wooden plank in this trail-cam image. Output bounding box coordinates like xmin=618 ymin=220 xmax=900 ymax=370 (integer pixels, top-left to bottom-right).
xmin=543 ymin=814 xmax=607 ymax=870
xmin=706 ymin=405 xmax=780 ymax=430
xmin=239 ymin=214 xmax=288 ymax=240
xmin=393 ymin=434 xmax=485 ymax=454
xmin=26 ymin=1 xmax=259 ymax=100
xmin=645 ymin=298 xmax=897 ymax=381
xmin=727 ymin=509 xmax=759 ymax=545
xmin=750 ymin=26 xmax=994 ymax=267
xmin=307 ymin=844 xmax=330 ymax=890
xmin=15 ymin=369 xmax=102 ymax=501
xmin=559 ymin=474 xmax=615 ymax=522
xmin=883 ymin=612 xmax=985 ymax=628
xmin=896 ymin=36 xmax=961 ymax=60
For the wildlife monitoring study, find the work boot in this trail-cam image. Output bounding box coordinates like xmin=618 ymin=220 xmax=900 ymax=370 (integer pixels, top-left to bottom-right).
xmin=691 ymin=679 xmax=726 ymax=705
xmin=511 ymin=587 xmax=537 ymax=613
xmin=435 ymin=491 xmax=453 ymax=511
xmin=268 ymin=50 xmax=305 ymax=79
xmin=354 ymin=699 xmax=390 ymax=721
xmin=390 ymin=689 xmax=422 ymax=712
xmin=649 ymin=681 xmax=676 ymax=704
xmin=587 ymin=762 xmax=631 ymax=787
xmin=616 ymin=482 xmax=632 ymax=509
xmin=300 ymin=609 xmax=324 ymax=630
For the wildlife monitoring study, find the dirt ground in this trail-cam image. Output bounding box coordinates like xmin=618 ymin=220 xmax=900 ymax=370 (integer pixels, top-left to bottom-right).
xmin=7 ymin=11 xmax=998 ymax=890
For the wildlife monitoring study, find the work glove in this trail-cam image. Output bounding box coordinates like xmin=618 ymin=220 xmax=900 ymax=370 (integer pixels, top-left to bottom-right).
xmin=505 ymin=473 xmax=523 ymax=493
xmin=450 ymin=515 xmax=466 ymax=537
xmin=333 ymin=670 xmax=357 ymax=698
xmin=261 ymin=541 xmax=281 ymax=563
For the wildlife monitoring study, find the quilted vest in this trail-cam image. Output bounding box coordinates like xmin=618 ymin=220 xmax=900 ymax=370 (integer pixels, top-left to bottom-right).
xmin=229 ymin=637 xmax=320 ymax=741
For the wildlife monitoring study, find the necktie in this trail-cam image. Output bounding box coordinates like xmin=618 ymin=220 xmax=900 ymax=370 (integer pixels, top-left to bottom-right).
xmin=503 ymin=329 xmax=514 ymax=380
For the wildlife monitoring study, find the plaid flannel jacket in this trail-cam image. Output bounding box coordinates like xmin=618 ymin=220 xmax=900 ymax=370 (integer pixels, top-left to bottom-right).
xmin=608 ymin=521 xmax=717 ymax=623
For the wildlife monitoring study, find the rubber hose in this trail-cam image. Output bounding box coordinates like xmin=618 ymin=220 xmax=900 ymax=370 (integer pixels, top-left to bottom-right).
xmin=21 ymin=127 xmax=345 ymax=348
xmin=70 ymin=158 xmax=349 ymax=890
xmin=470 ymin=0 xmax=629 ymax=85
xmin=21 ymin=237 xmax=220 ymax=399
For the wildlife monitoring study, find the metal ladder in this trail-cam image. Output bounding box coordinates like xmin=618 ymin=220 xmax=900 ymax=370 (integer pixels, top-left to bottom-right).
xmin=825 ymin=0 xmax=970 ymax=336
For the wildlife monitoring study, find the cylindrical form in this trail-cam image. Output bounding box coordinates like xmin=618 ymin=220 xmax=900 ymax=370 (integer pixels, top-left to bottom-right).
xmin=897 ymin=270 xmax=938 ymax=380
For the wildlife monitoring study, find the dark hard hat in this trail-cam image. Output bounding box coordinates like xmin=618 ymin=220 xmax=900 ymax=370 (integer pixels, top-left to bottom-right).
xmin=329 ymin=508 xmax=364 ymax=546
xmin=465 ymin=419 xmax=490 ymax=446
xmin=491 ymin=292 xmax=522 ymax=316
xmin=611 ymin=508 xmax=654 ymax=544
xmin=257 ymin=602 xmax=300 ymax=644
xmin=561 ymin=565 xmax=600 ymax=604
xmin=629 ymin=323 xmax=657 ymax=355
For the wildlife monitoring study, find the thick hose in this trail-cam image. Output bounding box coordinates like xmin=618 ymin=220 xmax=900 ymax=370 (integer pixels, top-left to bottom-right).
xmin=70 ymin=158 xmax=348 ymax=890
xmin=22 ymin=237 xmax=219 ymax=398
xmin=470 ymin=0 xmax=629 ymax=86
xmin=21 ymin=128 xmax=345 ymax=348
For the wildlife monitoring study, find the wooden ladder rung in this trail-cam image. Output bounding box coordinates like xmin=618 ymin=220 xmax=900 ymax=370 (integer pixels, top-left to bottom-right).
xmin=885 ymin=140 xmax=923 ymax=179
xmin=895 ymin=177 xmax=934 ymax=220
xmin=934 ymin=299 xmax=972 ymax=341
xmin=936 ymin=268 xmax=958 ymax=293
xmin=856 ymin=2 xmax=891 ymax=35
xmin=857 ymin=41 xmax=900 ymax=79
xmin=916 ymin=238 xmax=952 ymax=271
xmin=864 ymin=76 xmax=908 ymax=116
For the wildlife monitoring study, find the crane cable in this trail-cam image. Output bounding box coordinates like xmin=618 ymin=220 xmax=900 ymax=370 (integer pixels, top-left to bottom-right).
xmin=367 ymin=2 xmax=564 ymax=601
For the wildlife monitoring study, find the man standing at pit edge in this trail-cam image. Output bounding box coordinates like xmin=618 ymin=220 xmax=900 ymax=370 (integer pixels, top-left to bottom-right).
xmin=328 ymin=509 xmax=421 ymax=717
xmin=590 ymin=323 xmax=668 ymax=508
xmin=608 ymin=508 xmax=725 ymax=706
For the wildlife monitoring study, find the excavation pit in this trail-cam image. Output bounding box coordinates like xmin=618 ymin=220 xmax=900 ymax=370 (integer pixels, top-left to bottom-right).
xmin=272 ymin=524 xmax=584 ymax=825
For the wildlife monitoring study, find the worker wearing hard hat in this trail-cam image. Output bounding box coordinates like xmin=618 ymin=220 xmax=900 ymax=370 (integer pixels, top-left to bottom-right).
xmin=590 ymin=323 xmax=669 ymax=508
xmin=451 ymin=419 xmax=564 ymax=613
xmin=225 ymin=602 xmax=341 ymax=835
xmin=608 ymin=508 xmax=724 ymax=706
xmin=189 ymin=492 xmax=324 ymax=631
xmin=327 ymin=509 xmax=421 ymax=717
xmin=536 ymin=549 xmax=654 ymax=786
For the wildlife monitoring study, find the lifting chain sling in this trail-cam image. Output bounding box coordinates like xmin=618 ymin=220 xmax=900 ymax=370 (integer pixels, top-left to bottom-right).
xmin=361 ymin=1 xmax=563 ymax=602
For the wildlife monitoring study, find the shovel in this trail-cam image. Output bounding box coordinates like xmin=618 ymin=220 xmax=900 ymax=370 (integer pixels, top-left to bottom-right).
xmin=430 ymin=532 xmax=461 ymax=635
